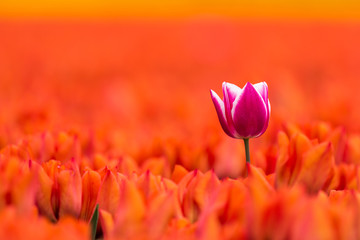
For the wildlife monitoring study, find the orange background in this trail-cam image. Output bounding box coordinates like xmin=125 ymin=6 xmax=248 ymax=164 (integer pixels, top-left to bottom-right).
xmin=0 ymin=0 xmax=360 ymax=149
xmin=1 ymin=2 xmax=360 ymax=238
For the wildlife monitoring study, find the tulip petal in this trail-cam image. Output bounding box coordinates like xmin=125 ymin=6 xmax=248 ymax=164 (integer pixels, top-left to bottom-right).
xmin=259 ymin=99 xmax=271 ymax=136
xmin=99 ymin=209 xmax=115 ymax=238
xmin=118 ymin=180 xmax=146 ymax=222
xmin=171 ymin=164 xmax=189 ymax=184
xmin=58 ymin=169 xmax=82 ymax=219
xmin=296 ymin=142 xmax=335 ymax=194
xmin=222 ymin=83 xmax=242 ymax=137
xmin=80 ymin=170 xmax=101 ymax=222
xmin=254 ymin=82 xmax=270 ymax=135
xmin=231 ymin=82 xmax=267 ymax=138
xmin=98 ymin=169 xmax=120 ymax=216
xmin=224 ymin=82 xmax=242 ymax=103
xmin=210 ymin=90 xmax=233 ymax=137
xmin=36 ymin=164 xmax=57 ymax=221
xmin=146 ymin=192 xmax=176 ymax=239
xmin=253 ymin=82 xmax=268 ymax=104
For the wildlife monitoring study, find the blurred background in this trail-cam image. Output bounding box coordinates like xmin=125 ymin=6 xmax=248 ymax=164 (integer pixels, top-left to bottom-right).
xmin=0 ymin=0 xmax=360 ymax=160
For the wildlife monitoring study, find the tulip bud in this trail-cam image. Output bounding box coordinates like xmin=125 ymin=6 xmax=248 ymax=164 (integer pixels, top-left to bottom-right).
xmin=210 ymin=82 xmax=270 ymax=139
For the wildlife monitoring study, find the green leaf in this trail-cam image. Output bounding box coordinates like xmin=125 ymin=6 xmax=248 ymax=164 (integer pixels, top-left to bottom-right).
xmin=90 ymin=204 xmax=99 ymax=240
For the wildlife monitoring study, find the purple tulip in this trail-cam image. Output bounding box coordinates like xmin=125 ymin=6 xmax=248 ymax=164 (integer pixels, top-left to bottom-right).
xmin=210 ymin=81 xmax=270 ymax=139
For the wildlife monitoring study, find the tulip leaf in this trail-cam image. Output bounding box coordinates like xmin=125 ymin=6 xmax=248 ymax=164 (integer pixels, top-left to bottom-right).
xmin=90 ymin=204 xmax=99 ymax=240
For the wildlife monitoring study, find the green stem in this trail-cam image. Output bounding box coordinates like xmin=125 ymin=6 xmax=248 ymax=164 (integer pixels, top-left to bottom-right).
xmin=90 ymin=204 xmax=99 ymax=240
xmin=243 ymin=138 xmax=250 ymax=164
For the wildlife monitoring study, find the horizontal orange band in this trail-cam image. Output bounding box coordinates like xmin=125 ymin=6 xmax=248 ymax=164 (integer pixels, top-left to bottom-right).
xmin=0 ymin=0 xmax=360 ymax=21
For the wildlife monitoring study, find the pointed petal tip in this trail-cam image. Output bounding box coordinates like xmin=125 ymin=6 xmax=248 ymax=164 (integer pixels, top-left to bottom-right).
xmin=243 ymin=81 xmax=255 ymax=90
xmin=262 ymin=81 xmax=268 ymax=90
xmin=242 ymin=82 xmax=252 ymax=90
xmin=210 ymin=89 xmax=221 ymax=102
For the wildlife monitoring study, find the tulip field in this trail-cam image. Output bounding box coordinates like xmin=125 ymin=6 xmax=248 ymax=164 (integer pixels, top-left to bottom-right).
xmin=1 ymin=5 xmax=360 ymax=240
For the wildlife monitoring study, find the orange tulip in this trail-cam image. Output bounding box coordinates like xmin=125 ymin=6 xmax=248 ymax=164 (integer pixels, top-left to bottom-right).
xmin=35 ymin=159 xmax=82 ymax=221
xmin=0 ymin=151 xmax=36 ymax=214
xmin=80 ymin=169 xmax=101 ymax=221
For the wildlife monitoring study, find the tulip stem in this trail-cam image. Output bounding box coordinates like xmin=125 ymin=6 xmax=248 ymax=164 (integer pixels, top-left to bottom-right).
xmin=243 ymin=138 xmax=250 ymax=164
xmin=90 ymin=204 xmax=99 ymax=240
